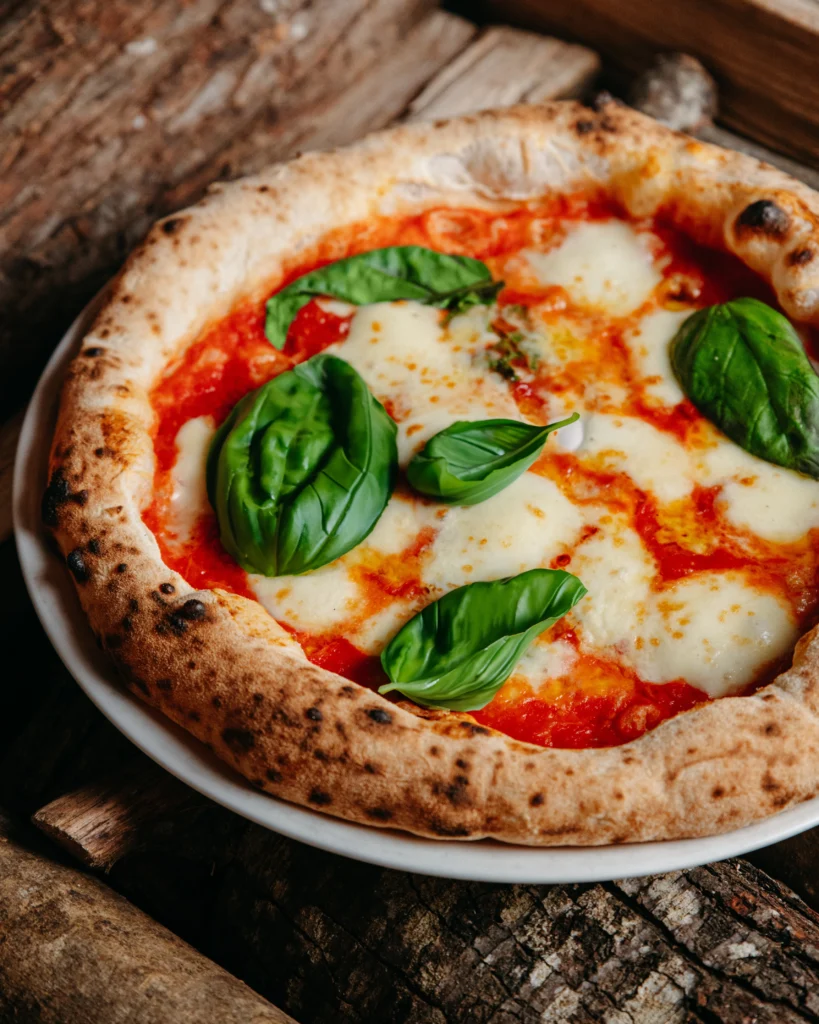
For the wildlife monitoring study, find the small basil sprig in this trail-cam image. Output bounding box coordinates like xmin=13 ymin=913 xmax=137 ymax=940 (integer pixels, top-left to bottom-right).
xmin=379 ymin=569 xmax=586 ymax=711
xmin=266 ymin=246 xmax=502 ymax=349
xmin=671 ymin=297 xmax=819 ymax=478
xmin=406 ymin=414 xmax=578 ymax=505
xmin=207 ymin=354 xmax=397 ymax=576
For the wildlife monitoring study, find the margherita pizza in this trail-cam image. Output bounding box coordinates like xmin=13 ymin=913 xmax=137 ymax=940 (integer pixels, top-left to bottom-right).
xmin=45 ymin=102 xmax=819 ymax=844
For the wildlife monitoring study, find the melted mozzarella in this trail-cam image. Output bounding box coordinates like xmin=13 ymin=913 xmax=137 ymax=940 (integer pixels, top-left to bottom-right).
xmin=624 ymin=308 xmax=689 ymax=406
xmin=579 ymin=413 xmax=692 ymax=503
xmin=698 ymin=441 xmax=819 ymax=544
xmin=634 ymin=574 xmax=797 ymax=698
xmin=168 ymin=416 xmax=214 ymax=541
xmin=423 ymin=473 xmax=583 ymax=589
xmin=526 ymin=221 xmax=661 ymax=315
xmin=512 ymin=638 xmax=578 ymax=691
xmin=568 ymin=517 xmax=655 ymax=649
xmin=328 ymin=302 xmax=520 ymax=463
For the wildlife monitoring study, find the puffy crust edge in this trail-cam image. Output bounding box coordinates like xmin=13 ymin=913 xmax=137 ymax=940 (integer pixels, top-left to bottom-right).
xmin=44 ymin=100 xmax=819 ymax=845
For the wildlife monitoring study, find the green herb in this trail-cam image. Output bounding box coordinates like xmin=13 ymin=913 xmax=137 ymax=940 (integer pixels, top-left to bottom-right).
xmin=671 ymin=298 xmax=819 ymax=478
xmin=265 ymin=246 xmax=502 ymax=349
xmin=406 ymin=414 xmax=578 ymax=506
xmin=486 ymin=319 xmax=539 ymax=382
xmin=207 ymin=354 xmax=397 ymax=576
xmin=379 ymin=569 xmax=587 ymax=711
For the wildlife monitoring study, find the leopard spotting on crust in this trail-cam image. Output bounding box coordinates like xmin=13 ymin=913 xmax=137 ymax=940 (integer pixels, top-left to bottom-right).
xmin=44 ymin=100 xmax=819 ymax=845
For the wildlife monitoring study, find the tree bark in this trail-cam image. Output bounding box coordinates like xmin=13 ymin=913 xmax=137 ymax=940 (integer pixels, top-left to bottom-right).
xmin=0 ymin=810 xmax=296 ymax=1024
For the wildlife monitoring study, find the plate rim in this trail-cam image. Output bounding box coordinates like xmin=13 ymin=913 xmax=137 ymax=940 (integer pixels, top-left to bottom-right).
xmin=13 ymin=294 xmax=819 ymax=884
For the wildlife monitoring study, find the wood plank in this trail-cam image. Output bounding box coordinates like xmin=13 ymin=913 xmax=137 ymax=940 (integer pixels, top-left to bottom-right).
xmin=0 ymin=809 xmax=297 ymax=1024
xmin=0 ymin=0 xmax=436 ymax=422
xmin=485 ymin=0 xmax=819 ymax=166
xmin=405 ymin=25 xmax=599 ymax=121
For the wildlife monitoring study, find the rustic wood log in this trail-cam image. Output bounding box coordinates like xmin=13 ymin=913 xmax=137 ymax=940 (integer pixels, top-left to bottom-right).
xmin=0 ymin=809 xmax=297 ymax=1024
xmin=32 ymin=758 xmax=214 ymax=870
xmin=483 ymin=0 xmax=819 ymax=167
xmin=0 ymin=0 xmax=437 ymax=420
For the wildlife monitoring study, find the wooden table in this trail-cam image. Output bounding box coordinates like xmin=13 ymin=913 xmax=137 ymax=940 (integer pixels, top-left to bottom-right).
xmin=4 ymin=3 xmax=819 ymax=1021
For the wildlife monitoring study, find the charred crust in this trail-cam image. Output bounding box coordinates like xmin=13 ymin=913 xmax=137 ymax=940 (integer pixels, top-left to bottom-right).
xmin=459 ymin=721 xmax=490 ymax=736
xmin=712 ymin=785 xmax=725 ymax=799
xmin=575 ymin=118 xmax=595 ymax=134
xmin=762 ymin=722 xmax=780 ymax=736
xmin=87 ymin=539 xmax=100 ymax=555
xmin=306 ymin=707 xmax=323 ymax=722
xmin=308 ymin=788 xmax=332 ymax=806
xmin=530 ymin=792 xmax=544 ymax=807
xmin=42 ymin=470 xmax=71 ymax=527
xmin=159 ymin=582 xmax=175 ymax=594
xmin=212 ymin=696 xmax=222 ymax=708
xmin=762 ymin=772 xmax=780 ymax=792
xmin=66 ymin=548 xmax=90 ymax=583
xmin=161 ymin=216 xmax=186 ymax=235
xmin=363 ymin=761 xmax=380 ymax=775
xmin=455 ymin=758 xmax=469 ymax=770
xmin=104 ymin=633 xmax=123 ymax=649
xmin=367 ymin=708 xmax=392 ymax=725
xmin=130 ymin=677 xmax=150 ymax=696
xmin=129 ymin=598 xmax=139 ymax=613
xmin=438 ymin=775 xmax=470 ymax=807
xmin=122 ymin=616 xmax=133 ymax=632
xmin=736 ymin=199 xmax=790 ymax=238
xmin=788 ymin=247 xmax=814 ymax=266
xmin=429 ymin=745 xmax=440 ymax=756
xmin=222 ymin=727 xmax=255 ymax=753
xmin=365 ymin=807 xmax=393 ymax=821
xmin=266 ymin=768 xmax=282 ymax=783
xmin=430 ymin=821 xmax=471 ymax=838
xmin=177 ymin=598 xmax=207 ymax=621
xmin=340 ymin=684 xmax=358 ymax=697
xmin=84 ymin=346 xmax=105 ymax=357
xmin=313 ymin=749 xmax=328 ymax=761
xmin=156 ymin=679 xmax=172 ymax=691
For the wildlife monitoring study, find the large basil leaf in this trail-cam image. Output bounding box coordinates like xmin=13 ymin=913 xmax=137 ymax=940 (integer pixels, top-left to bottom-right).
xmin=207 ymin=354 xmax=397 ymax=576
xmin=265 ymin=246 xmax=501 ymax=349
xmin=406 ymin=414 xmax=579 ymax=505
xmin=379 ymin=569 xmax=586 ymax=712
xmin=671 ymin=297 xmax=819 ymax=478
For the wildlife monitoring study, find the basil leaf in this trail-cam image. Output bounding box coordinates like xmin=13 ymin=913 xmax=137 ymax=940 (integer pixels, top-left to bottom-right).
xmin=379 ymin=569 xmax=586 ymax=712
xmin=671 ymin=298 xmax=819 ymax=478
xmin=407 ymin=414 xmax=578 ymax=505
xmin=265 ymin=246 xmax=501 ymax=349
xmin=207 ymin=354 xmax=397 ymax=576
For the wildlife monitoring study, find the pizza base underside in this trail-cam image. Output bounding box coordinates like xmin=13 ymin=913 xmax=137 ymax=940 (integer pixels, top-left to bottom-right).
xmin=44 ymin=102 xmax=819 ymax=844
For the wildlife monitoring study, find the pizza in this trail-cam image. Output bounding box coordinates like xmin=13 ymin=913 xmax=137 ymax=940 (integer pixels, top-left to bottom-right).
xmin=44 ymin=101 xmax=819 ymax=845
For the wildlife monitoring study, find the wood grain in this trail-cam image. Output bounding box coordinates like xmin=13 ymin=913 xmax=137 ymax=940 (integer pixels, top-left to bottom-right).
xmin=0 ymin=0 xmax=434 ymax=421
xmin=405 ymin=25 xmax=599 ymax=121
xmin=0 ymin=809 xmax=297 ymax=1024
xmin=483 ymin=0 xmax=819 ymax=166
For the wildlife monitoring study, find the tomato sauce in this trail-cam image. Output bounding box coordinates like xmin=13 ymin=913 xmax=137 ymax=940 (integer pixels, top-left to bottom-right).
xmin=145 ymin=197 xmax=819 ymax=750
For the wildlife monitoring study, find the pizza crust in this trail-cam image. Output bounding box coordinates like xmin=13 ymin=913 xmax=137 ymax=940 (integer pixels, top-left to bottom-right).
xmin=44 ymin=100 xmax=819 ymax=845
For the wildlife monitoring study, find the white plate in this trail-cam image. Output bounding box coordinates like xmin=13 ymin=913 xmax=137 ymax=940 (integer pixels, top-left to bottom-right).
xmin=14 ymin=297 xmax=819 ymax=883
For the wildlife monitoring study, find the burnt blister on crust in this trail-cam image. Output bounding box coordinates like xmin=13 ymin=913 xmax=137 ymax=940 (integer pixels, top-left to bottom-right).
xmin=788 ymin=247 xmax=814 ymax=266
xmin=736 ymin=199 xmax=791 ymax=238
xmin=66 ymin=548 xmax=90 ymax=583
xmin=42 ymin=469 xmax=88 ymax=528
